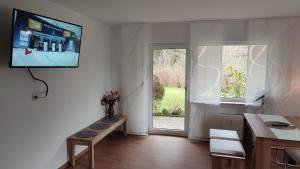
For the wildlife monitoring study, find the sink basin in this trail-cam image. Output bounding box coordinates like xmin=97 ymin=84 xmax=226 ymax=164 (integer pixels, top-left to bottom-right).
xmin=264 ymin=121 xmax=296 ymax=130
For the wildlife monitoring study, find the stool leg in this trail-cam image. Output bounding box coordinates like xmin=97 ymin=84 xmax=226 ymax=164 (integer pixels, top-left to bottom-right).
xmin=284 ymin=150 xmax=289 ymax=169
xmin=231 ymin=159 xmax=245 ymax=169
xmin=241 ymin=160 xmax=245 ymax=169
xmin=212 ymin=156 xmax=221 ymax=169
xmin=212 ymin=156 xmax=216 ymax=169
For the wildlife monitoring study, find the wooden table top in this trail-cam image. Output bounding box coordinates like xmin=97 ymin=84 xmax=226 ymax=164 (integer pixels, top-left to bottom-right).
xmin=244 ymin=113 xmax=300 ymax=140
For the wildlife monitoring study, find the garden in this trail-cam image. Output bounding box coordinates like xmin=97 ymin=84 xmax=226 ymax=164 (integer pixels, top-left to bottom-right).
xmin=152 ymin=46 xmax=248 ymax=118
xmin=152 ymin=49 xmax=186 ymax=117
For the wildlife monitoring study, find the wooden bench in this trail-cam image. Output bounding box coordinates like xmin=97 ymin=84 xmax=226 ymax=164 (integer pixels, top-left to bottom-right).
xmin=67 ymin=115 xmax=127 ymax=169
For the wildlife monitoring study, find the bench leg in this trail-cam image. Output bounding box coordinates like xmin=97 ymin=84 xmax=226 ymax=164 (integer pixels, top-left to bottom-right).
xmin=67 ymin=140 xmax=75 ymax=167
xmin=123 ymin=121 xmax=127 ymax=136
xmin=89 ymin=143 xmax=95 ymax=169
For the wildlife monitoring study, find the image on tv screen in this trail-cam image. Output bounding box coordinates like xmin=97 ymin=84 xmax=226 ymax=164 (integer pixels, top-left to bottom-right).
xmin=11 ymin=9 xmax=82 ymax=67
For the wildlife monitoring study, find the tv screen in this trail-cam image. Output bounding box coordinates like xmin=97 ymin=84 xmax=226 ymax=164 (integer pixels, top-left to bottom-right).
xmin=10 ymin=9 xmax=83 ymax=68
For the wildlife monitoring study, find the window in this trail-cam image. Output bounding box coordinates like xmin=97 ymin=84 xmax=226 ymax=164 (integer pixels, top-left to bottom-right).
xmin=221 ymin=46 xmax=248 ymax=100
xmin=191 ymin=44 xmax=267 ymax=104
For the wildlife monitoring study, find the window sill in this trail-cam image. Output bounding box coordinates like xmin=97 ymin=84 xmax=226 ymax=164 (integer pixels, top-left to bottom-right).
xmin=220 ymin=101 xmax=256 ymax=106
xmin=190 ymin=100 xmax=260 ymax=106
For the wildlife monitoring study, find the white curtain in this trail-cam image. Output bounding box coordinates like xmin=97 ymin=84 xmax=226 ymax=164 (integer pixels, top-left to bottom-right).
xmin=120 ymin=24 xmax=150 ymax=135
xmin=246 ymin=20 xmax=269 ymax=103
xmin=190 ymin=20 xmax=270 ymax=104
xmin=189 ymin=20 xmax=268 ymax=139
xmin=245 ymin=45 xmax=268 ymax=103
xmin=191 ymin=46 xmax=222 ymax=103
xmin=189 ymin=21 xmax=226 ymax=139
xmin=190 ymin=21 xmax=225 ymax=104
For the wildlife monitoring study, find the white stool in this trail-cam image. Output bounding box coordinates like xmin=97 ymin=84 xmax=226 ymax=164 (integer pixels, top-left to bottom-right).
xmin=209 ymin=129 xmax=240 ymax=141
xmin=210 ymin=139 xmax=245 ymax=169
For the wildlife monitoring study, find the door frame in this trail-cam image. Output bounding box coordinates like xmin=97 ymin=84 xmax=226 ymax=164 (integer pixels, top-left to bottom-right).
xmin=148 ymin=43 xmax=190 ymax=137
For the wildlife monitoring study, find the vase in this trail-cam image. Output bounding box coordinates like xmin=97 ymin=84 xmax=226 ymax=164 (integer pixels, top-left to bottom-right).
xmin=107 ymin=103 xmax=114 ymax=117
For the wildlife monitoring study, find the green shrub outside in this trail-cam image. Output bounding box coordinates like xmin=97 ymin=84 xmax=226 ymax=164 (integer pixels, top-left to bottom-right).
xmin=153 ymin=75 xmax=165 ymax=100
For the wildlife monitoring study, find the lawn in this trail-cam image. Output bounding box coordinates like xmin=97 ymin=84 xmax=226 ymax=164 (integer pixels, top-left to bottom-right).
xmin=153 ymin=87 xmax=185 ymax=117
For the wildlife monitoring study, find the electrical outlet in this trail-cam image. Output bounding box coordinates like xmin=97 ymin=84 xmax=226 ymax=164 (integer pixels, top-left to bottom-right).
xmin=32 ymin=90 xmax=47 ymax=101
xmin=32 ymin=94 xmax=38 ymax=101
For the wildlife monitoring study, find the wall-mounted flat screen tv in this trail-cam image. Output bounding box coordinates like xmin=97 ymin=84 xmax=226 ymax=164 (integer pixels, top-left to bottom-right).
xmin=10 ymin=9 xmax=83 ymax=68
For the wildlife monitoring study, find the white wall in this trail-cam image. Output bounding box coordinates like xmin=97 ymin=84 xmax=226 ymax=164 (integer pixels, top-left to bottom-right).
xmin=109 ymin=26 xmax=122 ymax=113
xmin=288 ymin=23 xmax=300 ymax=116
xmin=264 ymin=18 xmax=300 ymax=117
xmin=150 ymin=22 xmax=189 ymax=44
xmin=0 ymin=1 xmax=110 ymax=169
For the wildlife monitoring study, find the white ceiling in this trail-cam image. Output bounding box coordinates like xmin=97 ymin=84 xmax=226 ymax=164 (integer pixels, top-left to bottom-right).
xmin=50 ymin=0 xmax=300 ymax=24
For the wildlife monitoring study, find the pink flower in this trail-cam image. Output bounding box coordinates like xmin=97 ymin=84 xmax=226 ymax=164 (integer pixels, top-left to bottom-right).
xmin=100 ymin=90 xmax=120 ymax=107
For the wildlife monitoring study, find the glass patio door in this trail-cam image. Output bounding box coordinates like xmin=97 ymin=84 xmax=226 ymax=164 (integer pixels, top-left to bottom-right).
xmin=149 ymin=45 xmax=188 ymax=136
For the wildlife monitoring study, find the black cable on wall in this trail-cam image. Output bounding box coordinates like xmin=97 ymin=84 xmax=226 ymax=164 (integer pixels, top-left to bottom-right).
xmin=27 ymin=68 xmax=49 ymax=99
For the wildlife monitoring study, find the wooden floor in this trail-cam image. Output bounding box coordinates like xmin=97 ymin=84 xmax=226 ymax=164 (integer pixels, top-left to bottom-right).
xmin=65 ymin=135 xmax=210 ymax=169
xmin=65 ymin=134 xmax=294 ymax=169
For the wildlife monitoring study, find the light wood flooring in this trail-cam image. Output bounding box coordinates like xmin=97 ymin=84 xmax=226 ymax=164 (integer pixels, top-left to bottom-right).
xmin=64 ymin=134 xmax=295 ymax=169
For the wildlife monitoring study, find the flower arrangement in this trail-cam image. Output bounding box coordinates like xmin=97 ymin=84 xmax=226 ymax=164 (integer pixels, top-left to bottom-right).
xmin=101 ymin=90 xmax=120 ymax=117
xmin=101 ymin=90 xmax=120 ymax=106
